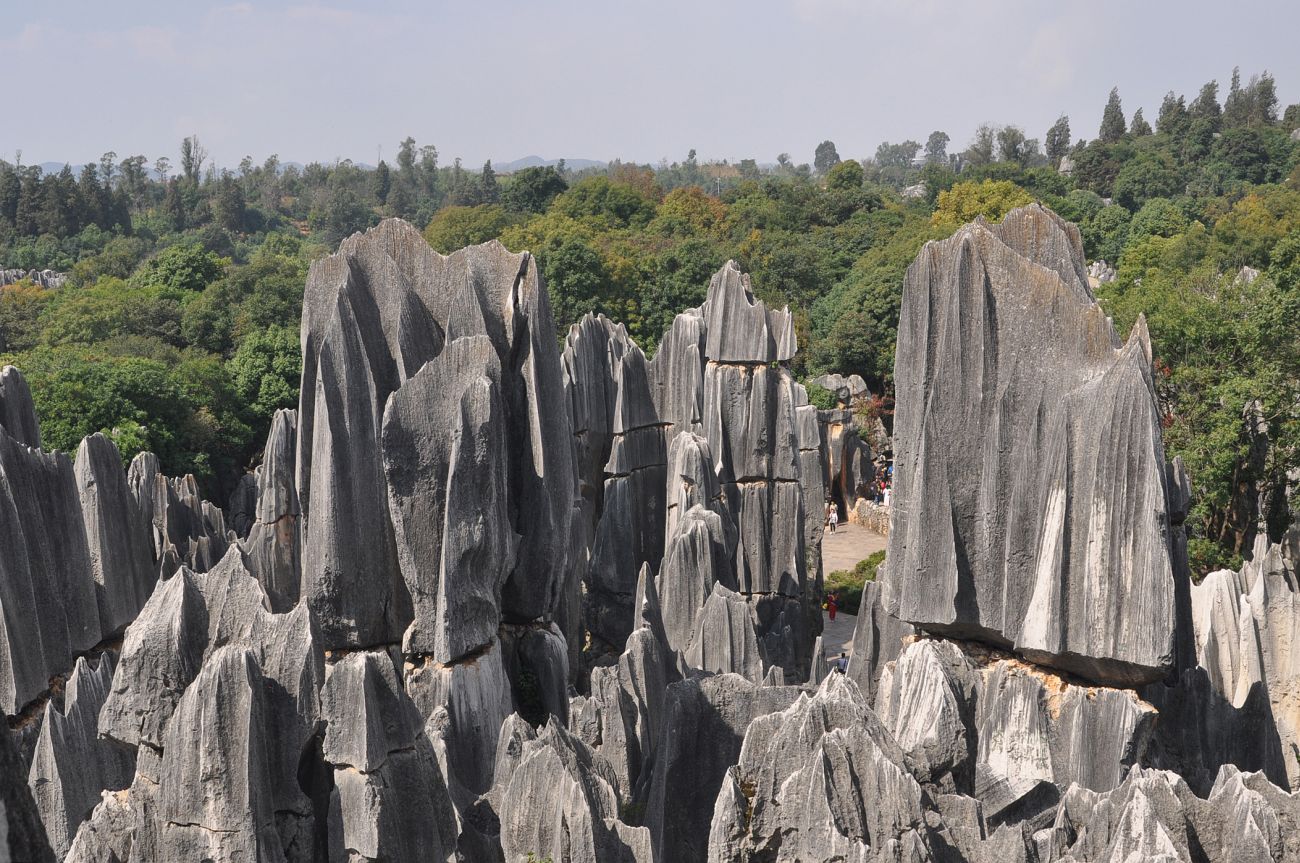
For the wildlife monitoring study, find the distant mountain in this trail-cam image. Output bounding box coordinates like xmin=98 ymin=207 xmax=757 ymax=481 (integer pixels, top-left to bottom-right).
xmin=494 ymin=155 xmax=605 ymax=173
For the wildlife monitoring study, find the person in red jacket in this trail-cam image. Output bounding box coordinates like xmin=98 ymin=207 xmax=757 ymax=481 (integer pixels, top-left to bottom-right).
xmin=826 ymin=591 xmax=838 ymax=621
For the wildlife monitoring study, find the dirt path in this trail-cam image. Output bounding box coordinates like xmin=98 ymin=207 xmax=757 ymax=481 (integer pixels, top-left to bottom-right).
xmin=819 ymin=522 xmax=888 ymax=659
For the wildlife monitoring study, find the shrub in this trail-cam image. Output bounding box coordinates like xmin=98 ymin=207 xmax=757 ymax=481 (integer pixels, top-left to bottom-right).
xmin=824 ymin=549 xmax=886 ymax=614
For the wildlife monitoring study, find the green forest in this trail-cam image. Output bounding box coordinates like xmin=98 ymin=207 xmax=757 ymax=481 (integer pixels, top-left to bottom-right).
xmin=2 ymin=69 xmax=1298 ymax=576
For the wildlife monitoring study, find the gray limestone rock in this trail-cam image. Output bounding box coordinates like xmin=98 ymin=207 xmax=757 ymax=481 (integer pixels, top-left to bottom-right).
xmin=658 ymin=505 xmax=735 ymax=656
xmin=382 ymin=336 xmax=518 ymax=661
xmin=847 ymin=581 xmax=916 ymax=702
xmin=700 ymin=261 xmax=797 ymax=364
xmin=708 ymin=673 xmax=934 ymax=862
xmin=497 ymin=718 xmax=649 ymax=863
xmin=27 ymin=654 xmax=132 ymax=858
xmin=241 ymin=409 xmax=302 ymax=611
xmin=227 ymin=472 xmax=258 ymax=539
xmin=98 ymin=567 xmax=208 ymax=751
xmin=0 ymin=429 xmax=100 ymax=665
xmin=298 ymin=221 xmax=574 ymax=649
xmin=0 ymin=366 xmax=41 ymax=448
xmin=886 ymin=204 xmax=1176 ymax=686
xmin=644 ymin=673 xmax=800 ymax=863
xmin=0 ymin=454 xmax=50 ymax=714
xmin=322 ymin=650 xmax=457 ymax=863
xmin=153 ymin=647 xmax=283 ymax=863
xmin=686 ymin=584 xmax=767 ymax=683
xmin=564 ymin=315 xmax=667 ymax=652
xmin=2 ymin=725 xmax=55 ymax=863
xmin=75 ymin=434 xmax=156 ymax=638
xmin=406 ymin=644 xmax=513 ymax=797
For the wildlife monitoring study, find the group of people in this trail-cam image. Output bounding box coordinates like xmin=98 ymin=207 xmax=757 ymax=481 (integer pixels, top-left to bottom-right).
xmin=824 ymin=499 xmax=840 ymax=533
xmin=873 ymin=460 xmax=894 ymax=505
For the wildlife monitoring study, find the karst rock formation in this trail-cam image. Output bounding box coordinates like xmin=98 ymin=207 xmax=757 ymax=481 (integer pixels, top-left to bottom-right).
xmin=6 ymin=208 xmax=1300 ymax=862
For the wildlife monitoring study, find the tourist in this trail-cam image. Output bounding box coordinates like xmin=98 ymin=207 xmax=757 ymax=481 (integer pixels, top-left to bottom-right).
xmin=834 ymin=652 xmax=848 ymax=673
xmin=826 ymin=591 xmax=838 ymax=621
xmin=828 ymin=502 xmax=839 ymax=534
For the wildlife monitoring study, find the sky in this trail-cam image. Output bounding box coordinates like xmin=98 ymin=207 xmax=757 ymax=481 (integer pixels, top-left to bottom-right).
xmin=3 ymin=0 xmax=1298 ymax=171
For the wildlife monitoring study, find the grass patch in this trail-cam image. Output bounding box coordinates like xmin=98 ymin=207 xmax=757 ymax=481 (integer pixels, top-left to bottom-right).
xmin=824 ymin=550 xmax=885 ymax=615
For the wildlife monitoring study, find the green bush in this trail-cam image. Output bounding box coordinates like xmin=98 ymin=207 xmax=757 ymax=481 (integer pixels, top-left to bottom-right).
xmin=824 ymin=550 xmax=885 ymax=614
xmin=805 ymin=381 xmax=836 ymax=409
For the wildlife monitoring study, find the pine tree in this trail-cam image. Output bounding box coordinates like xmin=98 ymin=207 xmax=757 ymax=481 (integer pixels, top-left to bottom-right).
xmin=1045 ymin=115 xmax=1071 ymax=165
xmin=480 ymin=160 xmax=500 ymax=204
xmin=1129 ymin=108 xmax=1152 ymax=137
xmin=1099 ymin=87 xmax=1126 ymax=143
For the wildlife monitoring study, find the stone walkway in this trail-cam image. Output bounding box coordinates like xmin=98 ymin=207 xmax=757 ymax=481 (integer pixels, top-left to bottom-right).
xmin=820 ymin=522 xmax=888 ymax=659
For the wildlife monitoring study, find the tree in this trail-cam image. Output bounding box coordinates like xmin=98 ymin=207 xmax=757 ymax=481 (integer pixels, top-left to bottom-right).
xmin=825 ymin=159 xmax=865 ymax=190
xmin=996 ymin=126 xmax=1036 ymax=165
xmin=180 ymin=135 xmax=207 ymax=184
xmin=228 ymin=325 xmax=301 ymax=422
xmin=813 ymin=141 xmax=841 ymax=175
xmin=212 ymin=173 xmax=247 ymax=233
xmin=875 ymin=141 xmax=921 ymax=169
xmin=924 ymin=131 xmax=950 ymax=164
xmin=479 ymin=160 xmax=500 ymax=204
xmin=931 ymin=180 xmax=1033 ymax=231
xmin=1129 ymin=108 xmax=1152 ymax=137
xmin=422 ymin=205 xmax=520 ymax=253
xmin=1045 ymin=115 xmax=1071 ymax=165
xmin=965 ymin=125 xmax=996 ymax=166
xmin=1189 ymin=80 xmax=1221 ymax=121
xmin=1157 ymin=92 xmax=1189 ymax=136
xmin=373 ymin=160 xmax=391 ymax=205
xmin=501 ymin=166 xmax=568 ymax=214
xmin=1099 ymin=87 xmax=1126 ymax=143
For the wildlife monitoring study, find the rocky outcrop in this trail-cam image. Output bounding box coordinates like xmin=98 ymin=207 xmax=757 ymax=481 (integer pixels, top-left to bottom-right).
xmin=322 ymin=650 xmax=457 ymax=863
xmin=1043 ymin=763 xmax=1300 ymax=863
xmin=497 ymin=717 xmax=650 ymax=863
xmin=0 ymin=269 xmax=66 ymax=291
xmin=27 ymin=654 xmax=132 ymax=859
xmin=382 ymin=336 xmax=517 ymax=661
xmin=240 ymin=408 xmax=301 ymax=611
xmin=297 ymin=220 xmax=573 ymax=650
xmin=1143 ymin=527 xmax=1300 ymax=793
xmin=2 ymin=724 xmax=56 ymax=863
xmin=648 ymin=262 xmax=818 ymax=681
xmin=75 ymin=434 xmax=156 ymax=638
xmin=886 ymin=204 xmax=1176 ymax=687
xmin=127 ymin=452 xmax=231 ymax=574
xmin=645 ymin=673 xmax=800 ymax=863
xmin=708 ymin=672 xmax=939 ymax=862
xmin=0 ymin=366 xmax=41 ymax=448
xmin=564 ymin=314 xmax=667 ymax=652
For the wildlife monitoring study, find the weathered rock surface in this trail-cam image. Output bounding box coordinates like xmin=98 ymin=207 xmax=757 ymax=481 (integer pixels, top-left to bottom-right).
xmin=297 ymin=221 xmax=573 ymax=649
xmin=848 ymin=581 xmax=916 ymax=702
xmin=322 ymin=650 xmax=457 ymax=863
xmin=886 ymin=204 xmax=1176 ymax=686
xmin=1143 ymin=527 xmax=1300 ymax=793
xmin=2 ymin=723 xmax=56 ymax=863
xmin=76 ymin=434 xmax=155 ymax=638
xmin=497 ymin=717 xmax=650 ymax=863
xmin=708 ymin=672 xmax=937 ymax=862
xmin=0 ymin=366 xmax=41 ymax=448
xmin=27 ymin=654 xmax=132 ymax=859
xmin=648 ymin=261 xmax=817 ymax=680
xmin=241 ymin=408 xmax=302 ymax=611
xmin=127 ymin=452 xmax=230 ymax=573
xmin=382 ymin=336 xmax=517 ymax=661
xmin=564 ymin=314 xmax=667 ymax=652
xmin=645 ymin=673 xmax=800 ymax=863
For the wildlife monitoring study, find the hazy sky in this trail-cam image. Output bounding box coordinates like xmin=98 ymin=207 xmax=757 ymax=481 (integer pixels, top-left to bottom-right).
xmin=4 ymin=1 xmax=1298 ymax=170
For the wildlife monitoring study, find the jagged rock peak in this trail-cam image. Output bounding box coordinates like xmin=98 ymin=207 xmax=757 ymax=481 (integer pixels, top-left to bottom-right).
xmin=887 ymin=203 xmax=1175 ymax=687
xmin=701 ymin=260 xmax=797 ymax=363
xmin=0 ymin=366 xmax=41 ymax=449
